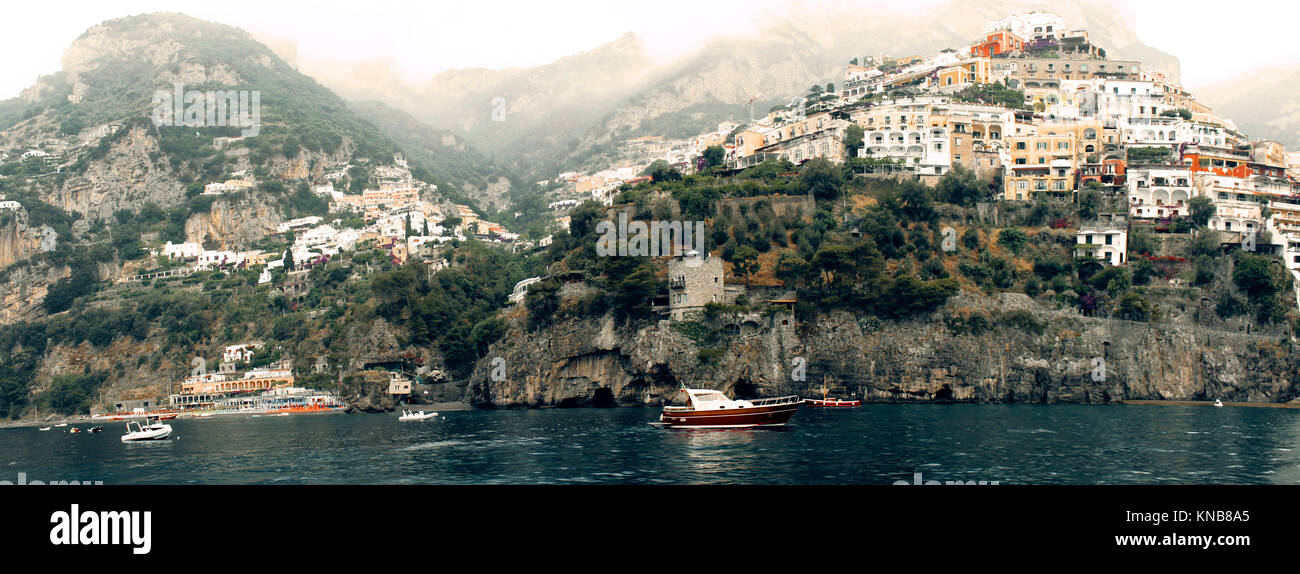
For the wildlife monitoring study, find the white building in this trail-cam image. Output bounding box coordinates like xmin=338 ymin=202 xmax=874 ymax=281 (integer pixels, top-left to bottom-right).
xmin=334 ymin=228 xmax=362 ymax=252
xmin=197 ymin=250 xmax=238 ymax=269
xmin=1127 ymin=167 xmax=1194 ymax=219
xmin=277 ymin=216 xmax=323 ymax=234
xmin=853 ymin=97 xmax=958 ymax=176
xmin=162 ymin=241 xmax=203 ymax=259
xmin=0 ymin=201 xmax=21 ymax=212
xmin=222 ymin=342 xmax=263 ymax=364
xmin=509 ymin=277 xmax=543 ymax=304
xmin=203 ymin=180 xmax=255 ymax=195
xmin=1076 ymin=227 xmax=1127 ymax=266
xmin=296 ymin=224 xmax=338 ymax=248
xmin=985 ymin=11 xmax=1063 ymax=42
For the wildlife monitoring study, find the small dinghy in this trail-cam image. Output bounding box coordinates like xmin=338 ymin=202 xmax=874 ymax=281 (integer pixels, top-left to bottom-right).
xmin=398 ymin=410 xmax=438 ymax=421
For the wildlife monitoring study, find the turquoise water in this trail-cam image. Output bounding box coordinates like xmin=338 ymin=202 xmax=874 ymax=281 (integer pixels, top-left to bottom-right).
xmin=1 ymin=404 xmax=1297 ymax=484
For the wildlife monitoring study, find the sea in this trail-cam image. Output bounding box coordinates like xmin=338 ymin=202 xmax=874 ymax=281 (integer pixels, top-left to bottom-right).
xmin=1 ymin=404 xmax=1297 ymax=485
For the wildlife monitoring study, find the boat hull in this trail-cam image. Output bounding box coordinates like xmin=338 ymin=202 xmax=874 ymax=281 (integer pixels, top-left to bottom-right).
xmin=658 ymin=403 xmax=799 ymax=429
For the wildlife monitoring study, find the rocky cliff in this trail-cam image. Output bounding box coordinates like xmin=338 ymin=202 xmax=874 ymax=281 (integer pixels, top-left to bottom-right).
xmin=465 ymin=291 xmax=1300 ymax=407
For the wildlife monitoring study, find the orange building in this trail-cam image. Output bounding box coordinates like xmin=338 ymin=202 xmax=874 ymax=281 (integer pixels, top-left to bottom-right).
xmin=1079 ymin=157 xmax=1127 ymax=187
xmin=1183 ymin=146 xmax=1253 ymax=179
xmin=971 ymin=31 xmax=1024 ymax=58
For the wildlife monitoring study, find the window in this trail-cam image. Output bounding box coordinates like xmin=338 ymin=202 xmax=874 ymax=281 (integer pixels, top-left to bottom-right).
xmin=1017 ymin=141 xmax=1027 ymax=150
xmin=1017 ymin=180 xmax=1028 ymax=190
xmin=1105 ymin=234 xmax=1112 ymax=245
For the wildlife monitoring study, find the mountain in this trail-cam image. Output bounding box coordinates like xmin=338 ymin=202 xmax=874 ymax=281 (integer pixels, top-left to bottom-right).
xmin=309 ymin=32 xmax=659 ymax=182
xmin=0 ymin=13 xmax=533 ymax=226
xmin=1196 ymin=69 xmax=1300 ymax=149
xmin=347 ymin=100 xmax=520 ymax=212
xmin=310 ymin=0 xmax=1180 ymax=180
xmin=0 ymin=13 xmax=528 ymax=328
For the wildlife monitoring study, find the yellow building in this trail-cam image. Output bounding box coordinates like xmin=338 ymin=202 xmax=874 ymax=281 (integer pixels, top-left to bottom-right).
xmin=933 ymin=58 xmax=992 ymax=89
xmin=1004 ymin=129 xmax=1080 ymax=200
xmin=734 ymin=111 xmax=847 ymax=166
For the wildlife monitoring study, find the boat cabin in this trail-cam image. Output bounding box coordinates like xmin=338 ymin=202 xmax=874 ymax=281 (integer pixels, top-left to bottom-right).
xmin=675 ymin=389 xmax=755 ymax=412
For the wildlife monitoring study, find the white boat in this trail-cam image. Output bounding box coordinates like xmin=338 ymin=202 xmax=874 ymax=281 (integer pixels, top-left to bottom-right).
xmin=120 ymin=420 xmax=172 ymax=442
xmin=39 ymin=426 xmax=51 ymax=431
xmin=1214 ymin=399 xmax=1224 ymax=407
xmin=398 ymin=410 xmax=438 ymax=421
xmin=54 ymin=423 xmax=67 ymax=428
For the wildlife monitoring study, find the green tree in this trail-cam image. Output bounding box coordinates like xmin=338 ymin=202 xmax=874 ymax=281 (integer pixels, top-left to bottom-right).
xmin=732 ymin=244 xmax=761 ymax=283
xmin=1233 ymin=255 xmax=1286 ymax=302
xmin=702 ymin=145 xmax=725 ymax=168
xmin=1188 ymin=196 xmax=1216 ymax=228
xmin=998 ymin=228 xmax=1028 ymax=254
xmin=798 ymin=158 xmax=843 ymax=201
xmin=525 ymin=279 xmax=561 ymax=330
xmin=774 ymin=253 xmax=810 ymax=288
xmin=936 ymin=164 xmax=982 ymax=206
xmin=644 ymin=160 xmax=681 ymax=183
xmin=1078 ymin=187 xmax=1101 ymax=221
xmin=1116 ymin=292 xmax=1155 ymax=321
xmin=844 ymin=124 xmax=864 ymax=160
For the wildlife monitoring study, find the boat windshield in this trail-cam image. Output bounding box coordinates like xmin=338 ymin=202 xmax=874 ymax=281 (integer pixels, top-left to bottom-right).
xmin=693 ymin=392 xmax=727 ymax=403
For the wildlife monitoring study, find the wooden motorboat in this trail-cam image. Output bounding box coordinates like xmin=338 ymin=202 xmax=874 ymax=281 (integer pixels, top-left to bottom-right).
xmin=658 ymin=388 xmax=800 ymax=429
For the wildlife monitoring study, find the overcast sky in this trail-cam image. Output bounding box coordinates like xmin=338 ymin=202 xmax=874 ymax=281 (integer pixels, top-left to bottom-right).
xmin=1 ymin=0 xmax=1296 ymax=99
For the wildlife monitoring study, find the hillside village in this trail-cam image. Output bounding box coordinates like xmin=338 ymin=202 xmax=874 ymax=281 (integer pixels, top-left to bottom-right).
xmin=4 ymin=10 xmax=1300 ymax=417
xmin=542 ymin=10 xmax=1300 ymax=302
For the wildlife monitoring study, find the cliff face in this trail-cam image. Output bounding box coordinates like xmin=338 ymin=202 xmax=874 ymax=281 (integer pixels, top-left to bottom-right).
xmin=184 ymin=198 xmax=281 ymax=251
xmin=51 ymin=125 xmax=185 ymax=224
xmin=465 ymin=292 xmax=1300 ymax=408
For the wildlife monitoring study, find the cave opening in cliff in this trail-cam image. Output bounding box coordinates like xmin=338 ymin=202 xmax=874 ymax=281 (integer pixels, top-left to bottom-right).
xmin=591 ymin=387 xmax=616 ymax=408
xmin=732 ymin=379 xmax=759 ymax=399
xmin=934 ymin=385 xmax=955 ymax=401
